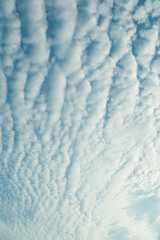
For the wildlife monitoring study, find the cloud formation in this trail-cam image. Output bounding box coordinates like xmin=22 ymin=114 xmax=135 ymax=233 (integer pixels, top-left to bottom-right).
xmin=0 ymin=0 xmax=160 ymax=239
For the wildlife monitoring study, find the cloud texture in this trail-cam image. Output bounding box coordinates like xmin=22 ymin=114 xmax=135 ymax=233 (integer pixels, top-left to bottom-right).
xmin=0 ymin=0 xmax=160 ymax=239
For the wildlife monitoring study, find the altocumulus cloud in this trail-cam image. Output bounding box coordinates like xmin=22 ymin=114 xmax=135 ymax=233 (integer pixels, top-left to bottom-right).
xmin=0 ymin=0 xmax=160 ymax=239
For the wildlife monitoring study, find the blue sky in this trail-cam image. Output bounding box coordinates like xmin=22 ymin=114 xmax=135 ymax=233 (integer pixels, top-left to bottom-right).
xmin=0 ymin=0 xmax=160 ymax=239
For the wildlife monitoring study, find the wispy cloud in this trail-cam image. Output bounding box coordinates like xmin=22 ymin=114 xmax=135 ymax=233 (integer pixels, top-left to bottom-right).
xmin=1 ymin=0 xmax=160 ymax=239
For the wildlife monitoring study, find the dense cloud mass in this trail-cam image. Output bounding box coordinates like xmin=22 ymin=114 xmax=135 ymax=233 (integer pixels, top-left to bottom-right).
xmin=0 ymin=0 xmax=160 ymax=239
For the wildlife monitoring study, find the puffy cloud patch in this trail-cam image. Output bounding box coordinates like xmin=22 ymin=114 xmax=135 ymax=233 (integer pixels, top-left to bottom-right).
xmin=1 ymin=0 xmax=160 ymax=239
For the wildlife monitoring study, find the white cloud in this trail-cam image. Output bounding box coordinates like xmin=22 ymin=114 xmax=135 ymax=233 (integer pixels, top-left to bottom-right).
xmin=133 ymin=6 xmax=147 ymax=23
xmin=47 ymin=64 xmax=66 ymax=126
xmin=0 ymin=222 xmax=18 ymax=240
xmin=109 ymin=22 xmax=135 ymax=61
xmin=135 ymin=28 xmax=158 ymax=56
xmin=151 ymin=57 xmax=160 ymax=74
xmin=61 ymin=42 xmax=83 ymax=77
xmin=46 ymin=0 xmax=77 ymax=59
xmin=0 ymin=0 xmax=15 ymax=17
xmin=1 ymin=0 xmax=160 ymax=239
xmin=116 ymin=0 xmax=139 ymax=12
xmin=145 ymin=0 xmax=160 ymax=18
xmin=0 ymin=67 xmax=7 ymax=105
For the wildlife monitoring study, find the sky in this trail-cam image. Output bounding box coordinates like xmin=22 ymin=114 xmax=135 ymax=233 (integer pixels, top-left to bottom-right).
xmin=0 ymin=0 xmax=160 ymax=239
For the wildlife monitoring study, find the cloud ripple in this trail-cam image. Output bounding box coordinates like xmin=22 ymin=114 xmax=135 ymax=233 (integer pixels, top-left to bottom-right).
xmin=0 ymin=0 xmax=160 ymax=239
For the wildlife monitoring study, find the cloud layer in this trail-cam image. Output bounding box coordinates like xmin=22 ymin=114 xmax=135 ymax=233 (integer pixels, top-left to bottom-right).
xmin=0 ymin=0 xmax=160 ymax=239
